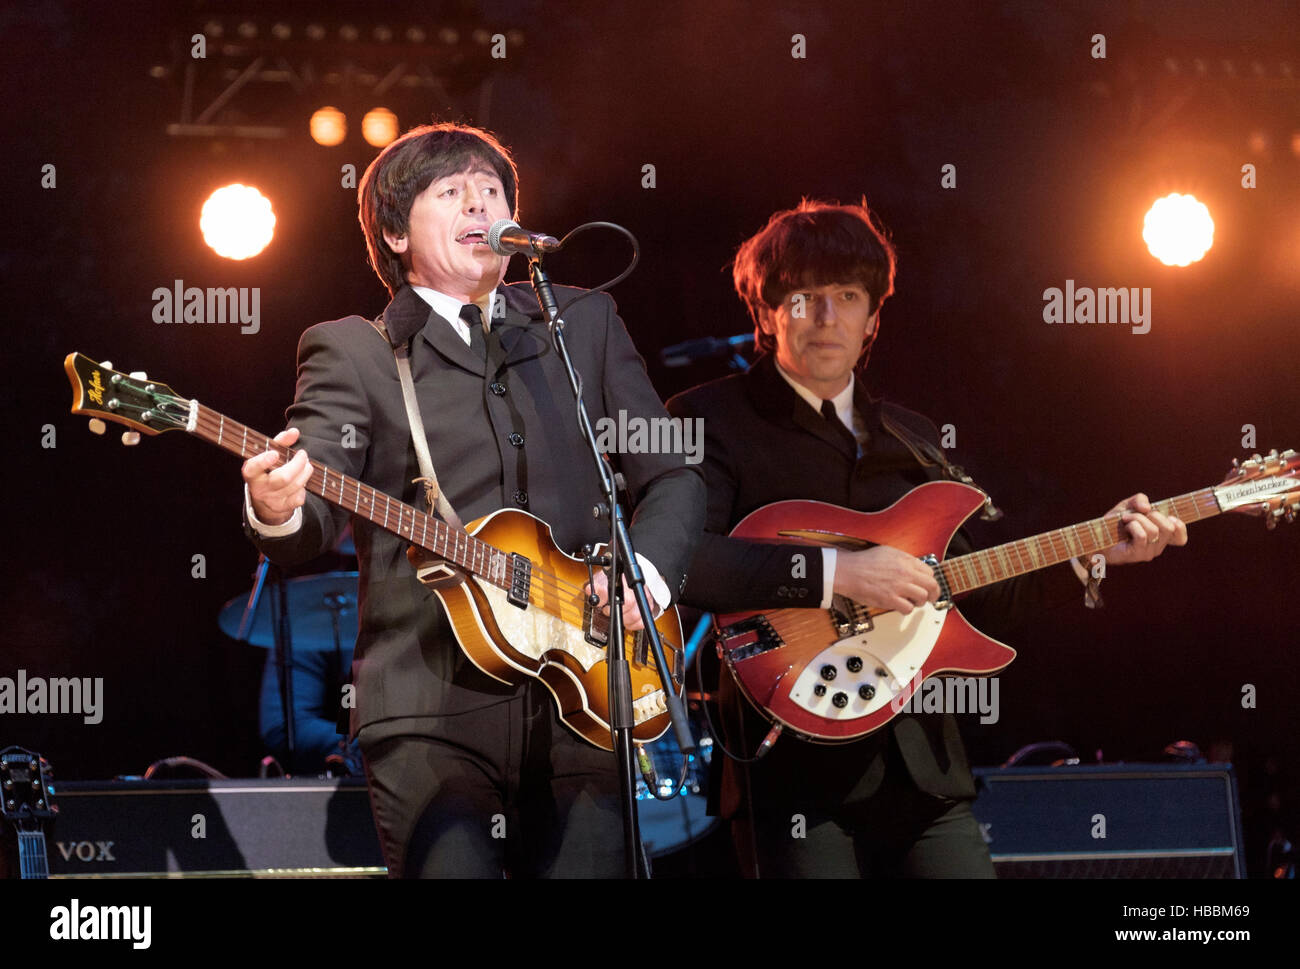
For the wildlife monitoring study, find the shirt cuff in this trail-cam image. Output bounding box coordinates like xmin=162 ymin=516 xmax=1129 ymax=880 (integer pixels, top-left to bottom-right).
xmin=635 ymin=554 xmax=670 ymax=618
xmin=820 ymin=547 xmax=837 ymax=609
xmin=245 ymin=483 xmax=303 ymax=537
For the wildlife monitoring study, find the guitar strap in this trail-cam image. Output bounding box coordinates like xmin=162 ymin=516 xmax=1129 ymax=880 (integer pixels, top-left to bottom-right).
xmin=369 ymin=316 xmax=466 ymax=531
xmin=878 ymin=410 xmax=1004 ymax=522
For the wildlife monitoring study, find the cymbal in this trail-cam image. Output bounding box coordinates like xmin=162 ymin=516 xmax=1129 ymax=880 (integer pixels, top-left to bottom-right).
xmin=219 ymin=571 xmax=359 ymax=652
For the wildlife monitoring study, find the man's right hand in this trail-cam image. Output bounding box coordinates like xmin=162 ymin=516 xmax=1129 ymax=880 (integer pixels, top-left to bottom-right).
xmin=242 ymin=427 xmax=312 ymax=526
xmin=832 ymin=545 xmax=940 ymax=615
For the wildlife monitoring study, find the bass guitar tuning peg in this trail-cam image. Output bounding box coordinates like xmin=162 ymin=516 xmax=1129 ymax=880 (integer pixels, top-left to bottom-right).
xmin=88 ymin=418 xmax=106 ymax=435
xmin=121 ymin=431 xmax=141 ymax=446
xmin=129 ymin=370 xmax=147 ymax=380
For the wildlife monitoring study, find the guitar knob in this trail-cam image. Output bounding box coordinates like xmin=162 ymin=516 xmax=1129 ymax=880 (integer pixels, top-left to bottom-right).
xmin=819 ymin=664 xmax=837 ymax=681
xmin=859 ymin=684 xmax=876 ymax=701
xmin=813 ymin=683 xmax=827 ymax=697
xmin=845 ymin=656 xmax=863 ymax=673
xmin=88 ymin=419 xmax=107 ymax=435
xmin=832 ymin=692 xmax=849 ymax=708
xmin=121 ymin=431 xmax=141 ymax=446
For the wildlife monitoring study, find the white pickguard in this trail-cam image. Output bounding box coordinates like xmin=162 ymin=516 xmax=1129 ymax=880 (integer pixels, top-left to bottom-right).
xmin=788 ymin=603 xmax=948 ymax=719
xmin=467 ymin=581 xmax=668 ymax=727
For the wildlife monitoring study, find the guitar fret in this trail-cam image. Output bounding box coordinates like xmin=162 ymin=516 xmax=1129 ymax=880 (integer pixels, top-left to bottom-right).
xmin=1028 ymin=536 xmax=1045 ymax=569
xmin=1060 ymin=527 xmax=1079 ymax=558
xmin=1088 ymin=519 xmax=1108 ymax=551
xmin=218 ymin=415 xmax=224 ymax=445
xmin=992 ymin=544 xmax=1012 ymax=580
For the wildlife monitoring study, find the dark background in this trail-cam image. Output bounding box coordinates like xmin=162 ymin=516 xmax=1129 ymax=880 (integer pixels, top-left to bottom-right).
xmin=2 ymin=0 xmax=1296 ymax=874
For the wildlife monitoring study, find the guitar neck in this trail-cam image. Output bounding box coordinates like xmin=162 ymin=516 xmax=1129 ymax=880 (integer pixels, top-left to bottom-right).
xmin=188 ymin=403 xmax=510 ymax=588
xmin=17 ymin=830 xmax=48 ymax=879
xmin=941 ymin=488 xmax=1222 ymax=595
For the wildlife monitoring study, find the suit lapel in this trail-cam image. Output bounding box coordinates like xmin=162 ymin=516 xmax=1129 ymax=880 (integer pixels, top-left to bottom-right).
xmin=745 ymin=355 xmax=857 ymax=460
xmin=494 ymin=283 xmax=550 ymax=369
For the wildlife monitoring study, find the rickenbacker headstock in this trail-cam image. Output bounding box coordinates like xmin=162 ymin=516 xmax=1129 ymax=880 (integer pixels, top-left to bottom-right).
xmin=1216 ymin=449 xmax=1300 ymax=529
xmin=0 ymin=747 xmax=56 ymax=829
xmin=64 ymin=353 xmax=191 ymax=440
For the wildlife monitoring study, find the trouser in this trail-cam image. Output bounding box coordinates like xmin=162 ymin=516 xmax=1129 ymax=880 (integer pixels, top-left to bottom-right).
xmin=731 ymin=741 xmax=996 ymax=879
xmin=360 ymin=682 xmax=625 ymax=878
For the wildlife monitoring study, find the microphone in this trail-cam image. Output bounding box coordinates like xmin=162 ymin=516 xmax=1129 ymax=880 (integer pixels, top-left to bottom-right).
xmin=488 ymin=219 xmax=562 ymax=257
xmin=659 ymin=333 xmax=754 ymax=368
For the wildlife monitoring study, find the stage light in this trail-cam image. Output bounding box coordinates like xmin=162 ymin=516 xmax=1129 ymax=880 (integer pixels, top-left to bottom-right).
xmin=362 ymin=108 xmax=398 ymax=147
xmin=200 ymin=184 xmax=276 ymax=260
xmin=1142 ymin=193 xmax=1214 ymax=267
xmin=310 ymin=106 xmax=347 ymax=146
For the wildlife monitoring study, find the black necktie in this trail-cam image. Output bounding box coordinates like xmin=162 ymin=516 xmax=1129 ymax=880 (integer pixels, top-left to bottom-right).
xmin=460 ymin=303 xmax=487 ymax=360
xmin=821 ymin=399 xmax=859 ymax=457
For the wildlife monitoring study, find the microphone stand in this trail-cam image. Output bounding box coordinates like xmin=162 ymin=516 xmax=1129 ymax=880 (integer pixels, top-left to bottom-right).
xmin=526 ymin=257 xmax=695 ymax=879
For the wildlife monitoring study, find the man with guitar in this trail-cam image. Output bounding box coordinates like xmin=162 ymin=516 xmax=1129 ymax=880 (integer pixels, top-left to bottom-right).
xmin=239 ymin=123 xmax=704 ymax=877
xmin=666 ymin=200 xmax=1186 ymax=877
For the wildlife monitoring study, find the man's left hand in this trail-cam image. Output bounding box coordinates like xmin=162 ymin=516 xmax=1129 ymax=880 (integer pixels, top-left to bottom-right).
xmin=587 ymin=571 xmax=659 ymax=632
xmin=1097 ymin=493 xmax=1189 ymax=566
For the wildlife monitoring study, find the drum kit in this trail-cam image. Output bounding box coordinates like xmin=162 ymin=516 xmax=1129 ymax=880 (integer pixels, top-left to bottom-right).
xmin=218 ymin=526 xmax=719 ymax=857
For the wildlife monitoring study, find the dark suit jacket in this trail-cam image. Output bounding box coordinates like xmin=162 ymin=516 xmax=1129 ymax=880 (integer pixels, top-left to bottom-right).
xmin=666 ymin=354 xmax=1077 ymax=813
xmin=247 ymin=282 xmax=705 ymax=746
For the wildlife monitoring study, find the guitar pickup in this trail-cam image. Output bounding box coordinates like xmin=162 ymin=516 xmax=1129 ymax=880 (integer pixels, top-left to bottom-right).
xmin=923 ymin=554 xmax=954 ymax=609
xmin=582 ymin=598 xmax=609 ymax=648
xmin=717 ymin=615 xmax=784 ymax=661
xmin=506 ymin=553 xmax=531 ymax=608
xmin=831 ymin=594 xmax=874 ymax=638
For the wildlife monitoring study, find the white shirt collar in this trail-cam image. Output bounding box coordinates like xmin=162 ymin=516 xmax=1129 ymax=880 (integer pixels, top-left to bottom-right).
xmin=410 ymin=285 xmax=498 ymax=346
xmin=773 ymin=359 xmax=856 ymax=429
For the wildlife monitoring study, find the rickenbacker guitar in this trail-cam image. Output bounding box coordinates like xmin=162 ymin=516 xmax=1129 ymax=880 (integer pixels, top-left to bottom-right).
xmin=64 ymin=353 xmax=683 ymax=750
xmin=716 ymin=451 xmax=1300 ymax=742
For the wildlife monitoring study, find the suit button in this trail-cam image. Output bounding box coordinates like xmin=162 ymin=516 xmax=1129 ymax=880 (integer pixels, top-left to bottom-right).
xmin=513 ymin=490 xmax=528 ymax=507
xmin=490 ymin=382 xmax=506 ymax=396
xmin=508 ymin=432 xmax=524 ymax=448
